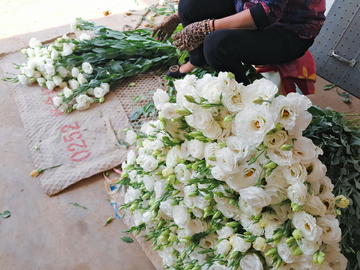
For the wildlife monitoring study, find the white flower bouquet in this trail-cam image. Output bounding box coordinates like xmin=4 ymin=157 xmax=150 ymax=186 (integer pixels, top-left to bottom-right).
xmin=3 ymin=18 xmax=179 ymax=114
xmin=116 ymin=73 xmax=349 ymax=270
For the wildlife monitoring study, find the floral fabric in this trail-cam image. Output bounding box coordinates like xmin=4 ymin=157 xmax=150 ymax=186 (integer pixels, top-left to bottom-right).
xmin=235 ymin=0 xmax=326 ymax=39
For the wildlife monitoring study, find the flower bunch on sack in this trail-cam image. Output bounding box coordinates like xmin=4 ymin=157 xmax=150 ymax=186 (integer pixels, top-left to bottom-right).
xmin=117 ymin=72 xmax=349 ymax=270
xmin=4 ymin=18 xmax=179 ymax=114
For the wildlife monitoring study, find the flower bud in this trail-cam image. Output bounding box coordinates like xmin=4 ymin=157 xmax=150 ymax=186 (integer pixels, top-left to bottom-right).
xmin=189 ymin=131 xmax=202 ymax=137
xmin=192 ymin=164 xmax=199 ymax=170
xmin=285 ymin=237 xmax=295 ymax=245
xmin=265 ymin=161 xmax=277 ymax=170
xmin=172 ymin=190 xmax=180 ymax=196
xmin=335 ymin=195 xmax=349 ymax=208
xmin=273 ymin=232 xmax=283 ymax=240
xmin=280 ymin=144 xmax=294 ymax=151
xmin=153 ymin=245 xmax=163 ymax=251
xmin=229 ymin=199 xmax=235 ymax=205
xmin=291 ymin=246 xmax=303 ymax=256
xmin=313 ymin=252 xmax=319 ymax=264
xmin=162 ymin=167 xmax=174 ymax=178
xmin=200 ymin=103 xmax=212 ymax=109
xmin=218 ymin=142 xmax=226 ymax=149
xmin=223 ymin=115 xmax=234 ymax=123
xmin=188 ymin=191 xmax=198 ymax=197
xmin=160 ymin=120 xmax=166 ymax=130
xmin=121 ymin=172 xmax=129 ymax=178
xmin=229 ymin=251 xmax=241 ymax=260
xmin=292 ymin=229 xmax=303 ymax=240
xmin=175 ymin=108 xmax=192 ymax=116
xmin=195 ymin=136 xmax=207 ymax=141
xmin=265 ymin=248 xmax=278 ymax=257
xmin=252 ymin=97 xmax=264 ymax=105
xmin=204 ymin=194 xmax=212 ymax=201
xmin=226 ymin=221 xmax=239 ymax=227
xmin=99 ymin=97 xmax=105 ymax=103
xmin=207 ymin=155 xmax=217 ymax=161
xmin=30 ymin=170 xmax=41 ymax=178
xmin=291 ymin=202 xmax=302 ymax=212
xmin=317 ymin=251 xmax=325 ymax=265
xmin=214 ymin=191 xmax=224 ymax=197
xmin=130 ymin=203 xmax=138 ymax=212
xmin=212 ymin=210 xmax=221 ymax=219
xmin=169 ymin=234 xmax=177 ymax=242
xmin=227 ymin=72 xmax=235 ymax=80
xmin=184 ymin=95 xmax=197 ymax=104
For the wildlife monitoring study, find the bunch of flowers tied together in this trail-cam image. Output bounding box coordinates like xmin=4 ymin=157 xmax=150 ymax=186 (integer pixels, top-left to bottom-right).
xmin=119 ymin=73 xmax=349 ymax=270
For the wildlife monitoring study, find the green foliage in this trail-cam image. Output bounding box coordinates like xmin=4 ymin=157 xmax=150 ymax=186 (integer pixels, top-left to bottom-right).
xmin=304 ymin=106 xmax=360 ymax=270
xmin=0 ymin=211 xmax=11 ymax=218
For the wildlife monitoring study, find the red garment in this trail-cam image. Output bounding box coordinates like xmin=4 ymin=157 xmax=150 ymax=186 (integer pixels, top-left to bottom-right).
xmin=256 ymin=50 xmax=316 ymax=95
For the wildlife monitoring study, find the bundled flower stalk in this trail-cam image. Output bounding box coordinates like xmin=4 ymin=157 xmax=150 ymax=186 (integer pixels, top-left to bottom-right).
xmin=3 ymin=18 xmax=179 ymax=113
xmin=116 ymin=73 xmax=348 ymax=270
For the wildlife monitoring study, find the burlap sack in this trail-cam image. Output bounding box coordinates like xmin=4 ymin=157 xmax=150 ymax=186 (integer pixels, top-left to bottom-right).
xmin=0 ymin=52 xmax=131 ymax=196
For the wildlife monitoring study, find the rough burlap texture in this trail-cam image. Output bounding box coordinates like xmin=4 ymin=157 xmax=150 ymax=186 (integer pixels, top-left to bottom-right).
xmin=0 ymin=52 xmax=132 ymax=196
xmin=105 ymin=178 xmax=163 ymax=270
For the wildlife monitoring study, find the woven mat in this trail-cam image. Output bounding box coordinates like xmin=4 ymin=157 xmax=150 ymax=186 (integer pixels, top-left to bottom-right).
xmin=0 ymin=52 xmax=166 ymax=196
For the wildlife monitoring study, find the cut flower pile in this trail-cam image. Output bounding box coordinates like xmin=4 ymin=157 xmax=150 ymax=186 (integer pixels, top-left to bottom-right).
xmin=117 ymin=73 xmax=349 ymax=270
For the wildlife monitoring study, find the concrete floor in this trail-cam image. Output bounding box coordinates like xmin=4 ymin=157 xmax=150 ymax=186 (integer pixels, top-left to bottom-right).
xmin=0 ymin=1 xmax=359 ymax=270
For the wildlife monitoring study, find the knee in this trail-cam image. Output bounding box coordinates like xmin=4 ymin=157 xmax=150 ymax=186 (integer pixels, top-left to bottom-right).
xmin=203 ymin=31 xmax=231 ymax=66
xmin=178 ymin=0 xmax=205 ymax=24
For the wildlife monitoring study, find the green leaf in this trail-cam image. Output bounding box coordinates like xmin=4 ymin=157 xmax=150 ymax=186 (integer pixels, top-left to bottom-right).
xmin=294 ymin=83 xmax=304 ymax=95
xmin=324 ymin=84 xmax=336 ymax=90
xmin=109 ymin=60 xmax=124 ymax=75
xmin=101 ymin=48 xmax=119 ymax=59
xmin=107 ymin=30 xmax=125 ymax=40
xmin=82 ymin=53 xmax=98 ymax=63
xmin=132 ymin=95 xmax=142 ymax=103
xmin=130 ymin=106 xmax=143 ymax=121
xmin=0 ymin=211 xmax=11 ymax=218
xmin=70 ymin=202 xmax=87 ymax=209
xmin=336 ymin=89 xmax=349 ymax=98
xmin=121 ymin=236 xmax=134 ymax=243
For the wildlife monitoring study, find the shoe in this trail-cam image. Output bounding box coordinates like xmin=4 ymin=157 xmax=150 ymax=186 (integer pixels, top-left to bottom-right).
xmin=166 ymin=65 xmax=189 ymax=78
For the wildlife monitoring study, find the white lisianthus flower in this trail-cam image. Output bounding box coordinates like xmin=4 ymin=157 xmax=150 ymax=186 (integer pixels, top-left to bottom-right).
xmin=124 ymin=186 xmax=141 ymax=203
xmin=161 ymin=103 xmax=182 ymax=119
xmin=263 ymin=130 xmax=288 ymax=149
xmin=192 ymin=107 xmax=214 ymax=130
xmin=234 ymin=104 xmax=278 ymax=147
xmin=153 ymin=88 xmax=170 ymax=110
xmin=188 ymin=140 xmax=205 ymax=159
xmin=71 ymin=67 xmax=80 ymax=77
xmin=174 ymin=74 xmax=197 ymax=91
xmin=36 ymin=77 xmax=46 ymax=86
xmin=319 ymin=191 xmax=336 ymax=214
xmin=176 ymin=86 xmax=201 ymax=110
xmin=125 ymin=130 xmax=137 ymax=144
xmin=303 ymin=195 xmax=327 ymax=217
xmin=211 ymin=166 xmax=230 ymax=181
xmin=267 ymin=147 xmax=299 ymax=166
xmin=292 ymin=211 xmax=323 ymax=242
xmin=239 ymin=186 xmax=271 ymax=208
xmin=253 ymin=237 xmax=267 ymax=252
xmin=126 ymin=150 xmax=136 ymax=165
xmin=181 ymin=140 xmax=195 ymax=161
xmin=22 ymin=66 xmax=34 ymax=78
xmin=272 ymin=93 xmax=312 ymax=137
xmin=26 ymin=48 xmax=36 ymax=58
xmin=75 ymin=102 xmax=90 ymax=111
xmin=133 ymin=210 xmax=143 ymax=226
xmin=61 ymin=43 xmax=73 ymax=56
xmin=76 ymin=94 xmax=94 ymax=105
xmin=217 ymin=201 xmax=239 ymax=218
xmin=45 ymin=64 xmax=55 ymax=76
xmin=222 ymin=91 xmax=245 ymax=113
xmin=264 ymin=185 xmax=287 ymax=204
xmin=160 ymin=199 xmax=174 ymax=218
xmin=29 ymin=37 xmax=42 ymax=48
xmin=142 ymin=156 xmax=159 ymax=172
xmin=45 ymin=80 xmax=56 ymax=91
xmin=143 ymin=175 xmax=155 ymax=191
xmin=240 ymin=253 xmax=263 ymax=270
xmin=154 ymin=181 xmax=166 ymax=199
xmin=313 ymin=176 xmax=334 ymax=195
xmin=52 ymin=76 xmax=63 ymax=86
xmin=94 ymin=86 xmax=107 ymax=98
xmin=226 ymin=162 xmax=261 ymax=191
xmin=277 ymin=243 xmax=295 ymax=263
xmin=297 ymin=238 xmax=320 ymax=256
xmin=173 ymin=205 xmax=191 ymax=228
xmin=57 ymin=66 xmax=69 ymax=78
xmin=215 ymin=147 xmax=238 ymax=174
xmin=243 ymin=78 xmax=278 ymax=105
xmin=216 ymin=226 xmax=234 ymax=239
xmin=283 ymin=163 xmax=307 ymax=185
xmin=287 ymin=182 xmax=308 ymax=205
xmin=232 ymin=235 xmax=251 ymax=252
xmin=305 ymin=158 xmax=327 ymax=182
xmin=202 ymin=83 xmax=222 ymax=103
xmin=186 ymin=219 xmax=207 ymax=236
xmin=208 ymin=263 xmax=228 ymax=270
xmin=293 ymin=137 xmax=320 ymax=164
xmin=53 ymin=96 xmax=68 ymax=112
xmin=324 ymin=243 xmax=348 ymax=270
xmin=33 ymin=71 xmax=41 ymax=78
xmin=63 ymin=87 xmax=73 ymax=98
xmin=79 ymin=33 xmax=92 ymax=41
xmin=68 ymin=79 xmax=79 ymax=90
xmin=202 ymin=121 xmax=222 ymax=140
xmin=166 ymin=146 xmax=184 ymax=168
xmin=225 ymin=136 xmax=251 ymax=161
xmin=77 ymin=73 xmax=87 ymax=85
xmin=82 ymin=62 xmax=93 ymax=74
xmin=216 ymin=71 xmax=239 ymax=93
xmin=215 ymin=239 xmax=232 ymax=255
xmin=204 ymin=142 xmax=220 ymax=166
xmin=18 ymin=74 xmax=30 ymax=85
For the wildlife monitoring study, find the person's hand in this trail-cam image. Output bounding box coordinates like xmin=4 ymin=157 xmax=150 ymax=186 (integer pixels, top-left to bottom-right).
xmin=172 ymin=20 xmax=212 ymax=51
xmin=151 ymin=13 xmax=181 ymax=41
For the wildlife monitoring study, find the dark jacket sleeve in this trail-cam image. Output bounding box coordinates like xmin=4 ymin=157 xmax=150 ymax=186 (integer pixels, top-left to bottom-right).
xmin=247 ymin=0 xmax=288 ymax=29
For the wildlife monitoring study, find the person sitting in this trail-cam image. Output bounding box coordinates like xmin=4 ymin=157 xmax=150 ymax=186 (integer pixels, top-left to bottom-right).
xmin=152 ymin=0 xmax=326 ymax=85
